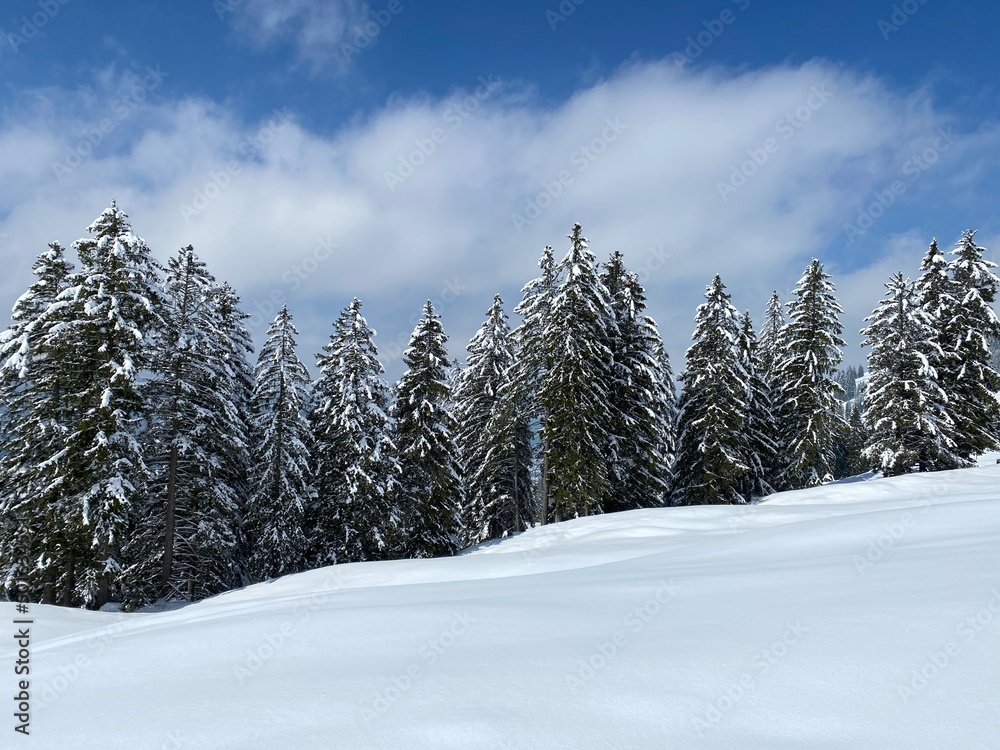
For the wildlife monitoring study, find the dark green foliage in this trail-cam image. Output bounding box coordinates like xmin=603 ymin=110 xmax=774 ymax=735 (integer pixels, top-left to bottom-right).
xmin=393 ymin=301 xmax=463 ymax=558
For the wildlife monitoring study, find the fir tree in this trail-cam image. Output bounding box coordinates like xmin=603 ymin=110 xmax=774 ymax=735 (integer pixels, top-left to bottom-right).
xmin=776 ymin=259 xmax=847 ymax=489
xmin=510 ymin=246 xmax=560 ymax=524
xmin=541 ymin=224 xmax=616 ymax=519
xmin=758 ymin=290 xmax=785 ymax=383
xmin=455 ymin=295 xmax=532 ymax=546
xmin=833 ymin=405 xmax=870 ymax=477
xmin=53 ymin=203 xmax=164 ymax=607
xmin=600 ymin=252 xmax=673 ymax=511
xmin=393 ymin=301 xmax=463 ymax=558
xmin=939 ymin=231 xmax=1000 ymax=463
xmin=672 ymin=276 xmax=749 ymax=506
xmin=757 ymin=290 xmax=787 ymax=489
xmin=861 ymin=272 xmax=956 ymax=476
xmin=0 ymin=242 xmax=75 ymax=602
xmin=736 ymin=311 xmax=776 ymax=500
xmin=309 ymin=299 xmax=399 ymax=565
xmin=246 ymin=306 xmax=313 ymax=581
xmin=123 ymin=247 xmax=249 ymax=607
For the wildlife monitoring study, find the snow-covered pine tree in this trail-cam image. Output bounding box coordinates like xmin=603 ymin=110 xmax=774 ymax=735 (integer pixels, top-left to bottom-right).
xmin=758 ymin=290 xmax=785 ymax=382
xmin=839 ymin=405 xmax=870 ymax=477
xmin=510 ymin=245 xmax=561 ymax=524
xmin=541 ymin=224 xmax=616 ymax=519
xmin=776 ymin=259 xmax=847 ymax=489
xmin=736 ymin=311 xmax=776 ymax=501
xmin=939 ymin=231 xmax=1000 ymax=463
xmin=599 ymin=251 xmax=673 ymax=511
xmin=756 ymin=290 xmax=787 ymax=489
xmin=123 ymin=246 xmax=249 ymax=608
xmin=672 ymin=276 xmax=749 ymax=506
xmin=51 ymin=203 xmax=164 ymax=608
xmin=455 ymin=294 xmax=532 ymax=546
xmin=245 ymin=306 xmax=313 ymax=581
xmin=392 ymin=301 xmax=463 ymax=558
xmin=213 ymin=281 xmax=256 ymax=585
xmin=861 ymin=272 xmax=957 ymax=476
xmin=655 ymin=345 xmax=678 ymax=502
xmin=309 ymin=298 xmax=399 ymax=566
xmin=0 ymin=242 xmax=75 ymax=602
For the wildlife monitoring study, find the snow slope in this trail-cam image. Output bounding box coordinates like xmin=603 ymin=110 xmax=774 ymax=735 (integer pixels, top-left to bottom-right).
xmin=6 ymin=466 xmax=1000 ymax=749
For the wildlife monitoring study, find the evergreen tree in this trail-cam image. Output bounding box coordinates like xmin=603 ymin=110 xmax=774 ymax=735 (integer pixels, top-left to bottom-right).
xmin=939 ymin=231 xmax=1000 ymax=463
xmin=245 ymin=306 xmax=313 ymax=580
xmin=758 ymin=290 xmax=785 ymax=383
xmin=214 ymin=281 xmax=256 ymax=585
xmin=393 ymin=301 xmax=463 ymax=558
xmin=672 ymin=276 xmax=749 ymax=506
xmin=0 ymin=242 xmax=75 ymax=602
xmin=541 ymin=224 xmax=616 ymax=519
xmin=123 ymin=247 xmax=249 ymax=607
xmin=736 ymin=311 xmax=776 ymax=500
xmin=309 ymin=299 xmax=399 ymax=565
xmin=836 ymin=405 xmax=870 ymax=477
xmin=455 ymin=295 xmax=532 ymax=546
xmin=776 ymin=259 xmax=847 ymax=489
xmin=510 ymin=246 xmax=560 ymax=524
xmin=861 ymin=272 xmax=957 ymax=476
xmin=600 ymin=252 xmax=673 ymax=511
xmin=52 ymin=203 xmax=164 ymax=607
xmin=757 ymin=290 xmax=787 ymax=489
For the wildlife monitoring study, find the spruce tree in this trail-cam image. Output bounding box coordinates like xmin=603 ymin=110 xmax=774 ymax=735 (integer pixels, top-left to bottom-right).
xmin=0 ymin=242 xmax=75 ymax=602
xmin=672 ymin=276 xmax=749 ymax=506
xmin=939 ymin=231 xmax=1000 ymax=463
xmin=736 ymin=311 xmax=776 ymax=500
xmin=54 ymin=203 xmax=164 ymax=607
xmin=393 ymin=301 xmax=463 ymax=558
xmin=758 ymin=290 xmax=785 ymax=383
xmin=246 ymin=306 xmax=313 ymax=581
xmin=776 ymin=259 xmax=847 ymax=489
xmin=455 ymin=295 xmax=532 ymax=546
xmin=310 ymin=299 xmax=399 ymax=565
xmin=757 ymin=291 xmax=787 ymax=489
xmin=123 ymin=246 xmax=249 ymax=607
xmin=510 ymin=246 xmax=560 ymax=524
xmin=861 ymin=272 xmax=957 ymax=476
xmin=600 ymin=252 xmax=673 ymax=511
xmin=541 ymin=224 xmax=616 ymax=518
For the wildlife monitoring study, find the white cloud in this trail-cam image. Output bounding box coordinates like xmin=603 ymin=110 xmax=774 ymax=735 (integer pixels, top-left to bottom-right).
xmin=0 ymin=58 xmax=998 ymax=378
xmin=224 ymin=0 xmax=372 ymax=74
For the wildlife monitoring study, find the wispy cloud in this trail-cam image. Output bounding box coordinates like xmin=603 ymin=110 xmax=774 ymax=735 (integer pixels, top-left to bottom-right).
xmin=223 ymin=0 xmax=371 ymax=74
xmin=1 ymin=59 xmax=997 ymax=376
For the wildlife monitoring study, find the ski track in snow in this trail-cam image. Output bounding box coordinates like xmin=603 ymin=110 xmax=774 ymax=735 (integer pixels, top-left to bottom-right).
xmin=4 ymin=462 xmax=1000 ymax=748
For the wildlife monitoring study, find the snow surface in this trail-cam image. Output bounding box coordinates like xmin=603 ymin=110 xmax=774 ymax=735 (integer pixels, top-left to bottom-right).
xmin=7 ymin=465 xmax=1000 ymax=748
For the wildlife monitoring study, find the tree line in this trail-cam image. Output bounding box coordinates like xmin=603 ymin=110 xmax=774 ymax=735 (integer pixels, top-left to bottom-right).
xmin=1 ymin=203 xmax=997 ymax=609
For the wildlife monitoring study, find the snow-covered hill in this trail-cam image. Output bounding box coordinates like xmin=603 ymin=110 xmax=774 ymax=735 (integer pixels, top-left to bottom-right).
xmin=7 ymin=466 xmax=1000 ymax=749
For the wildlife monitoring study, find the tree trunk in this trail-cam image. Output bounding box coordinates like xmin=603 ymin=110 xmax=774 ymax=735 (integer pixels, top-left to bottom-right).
xmin=162 ymin=444 xmax=179 ymax=593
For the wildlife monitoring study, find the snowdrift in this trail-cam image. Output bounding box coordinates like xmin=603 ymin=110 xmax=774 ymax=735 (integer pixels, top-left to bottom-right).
xmin=5 ymin=465 xmax=1000 ymax=748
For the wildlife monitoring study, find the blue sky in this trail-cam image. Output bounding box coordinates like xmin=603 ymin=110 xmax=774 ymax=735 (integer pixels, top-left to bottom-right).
xmin=1 ymin=0 xmax=999 ymax=376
